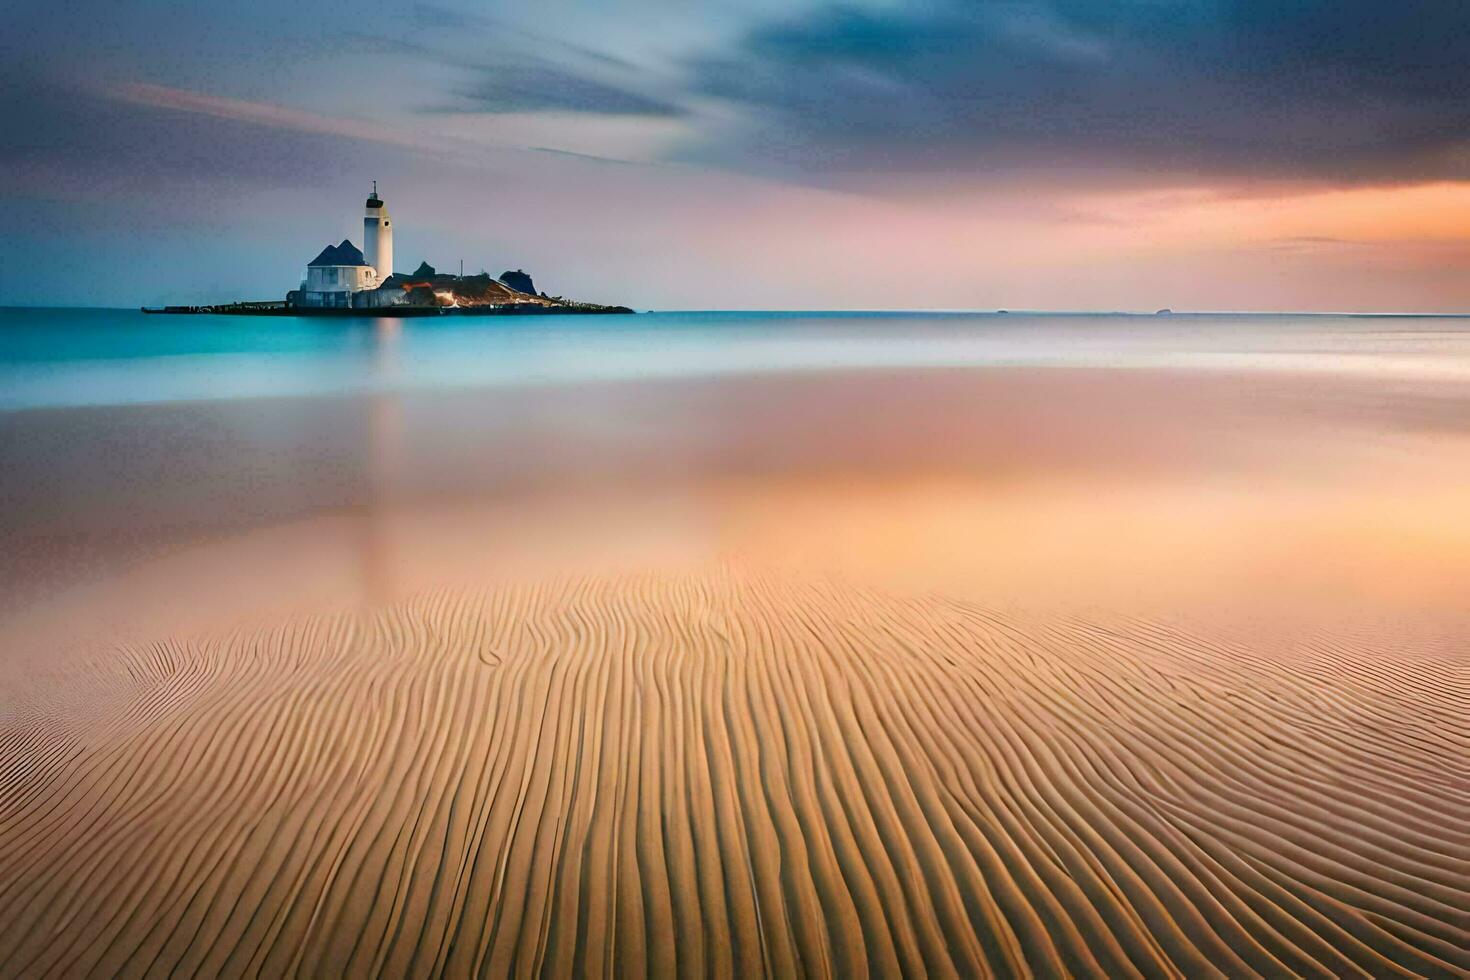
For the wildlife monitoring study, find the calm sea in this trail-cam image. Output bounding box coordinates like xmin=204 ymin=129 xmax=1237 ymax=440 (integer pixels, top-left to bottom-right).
xmin=3 ymin=308 xmax=1470 ymax=412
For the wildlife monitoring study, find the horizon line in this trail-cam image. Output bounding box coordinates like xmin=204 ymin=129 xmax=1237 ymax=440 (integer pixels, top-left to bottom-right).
xmin=6 ymin=305 xmax=1470 ymax=319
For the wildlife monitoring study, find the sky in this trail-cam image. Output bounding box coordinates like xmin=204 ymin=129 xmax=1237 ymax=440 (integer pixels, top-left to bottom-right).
xmin=3 ymin=0 xmax=1470 ymax=311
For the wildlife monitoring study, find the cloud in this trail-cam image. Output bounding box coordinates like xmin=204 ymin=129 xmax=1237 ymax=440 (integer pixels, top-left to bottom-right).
xmin=0 ymin=72 xmax=431 ymax=202
xmin=442 ymin=61 xmax=684 ymax=117
xmin=354 ymin=9 xmax=681 ymax=118
xmin=685 ymin=0 xmax=1470 ymax=184
xmin=1272 ymin=236 xmax=1365 ymax=248
xmin=408 ymin=3 xmax=641 ymax=72
xmin=113 ymin=83 xmax=427 ymax=148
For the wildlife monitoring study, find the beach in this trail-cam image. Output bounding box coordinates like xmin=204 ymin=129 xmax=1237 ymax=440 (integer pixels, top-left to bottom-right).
xmin=1 ymin=311 xmax=1467 ymax=976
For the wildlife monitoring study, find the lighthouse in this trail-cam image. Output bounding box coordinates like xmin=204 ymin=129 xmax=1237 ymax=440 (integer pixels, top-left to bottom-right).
xmin=364 ymin=181 xmax=393 ymax=281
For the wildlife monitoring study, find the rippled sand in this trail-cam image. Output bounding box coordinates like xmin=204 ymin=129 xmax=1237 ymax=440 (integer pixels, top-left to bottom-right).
xmin=2 ymin=367 xmax=1469 ymax=977
xmin=2 ymin=570 xmax=1465 ymax=977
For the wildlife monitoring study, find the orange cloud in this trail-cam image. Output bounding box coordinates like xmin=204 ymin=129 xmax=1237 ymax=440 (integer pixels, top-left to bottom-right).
xmin=1075 ymin=181 xmax=1470 ymax=250
xmin=112 ymin=82 xmax=427 ymax=149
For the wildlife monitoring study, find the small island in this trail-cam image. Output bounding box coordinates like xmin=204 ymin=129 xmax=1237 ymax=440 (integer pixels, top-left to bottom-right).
xmin=144 ymin=184 xmax=633 ymax=316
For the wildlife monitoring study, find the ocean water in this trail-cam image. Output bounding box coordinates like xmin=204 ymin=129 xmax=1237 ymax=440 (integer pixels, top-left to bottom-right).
xmin=4 ymin=307 xmax=1470 ymax=411
xmin=5 ymin=305 xmax=1470 ymax=633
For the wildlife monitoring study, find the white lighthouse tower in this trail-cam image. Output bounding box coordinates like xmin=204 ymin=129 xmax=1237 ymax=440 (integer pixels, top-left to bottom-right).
xmin=364 ymin=181 xmax=393 ymax=282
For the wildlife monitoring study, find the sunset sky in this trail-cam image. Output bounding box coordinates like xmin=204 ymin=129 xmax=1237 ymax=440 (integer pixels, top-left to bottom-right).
xmin=4 ymin=0 xmax=1470 ymax=310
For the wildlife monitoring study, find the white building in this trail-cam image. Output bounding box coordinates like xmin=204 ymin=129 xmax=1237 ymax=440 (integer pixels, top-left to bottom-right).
xmin=295 ymin=239 xmax=379 ymax=308
xmin=364 ymin=182 xmax=393 ymax=281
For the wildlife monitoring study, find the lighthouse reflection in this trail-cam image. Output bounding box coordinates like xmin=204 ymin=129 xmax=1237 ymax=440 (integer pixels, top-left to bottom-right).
xmin=362 ymin=318 xmax=402 ymax=603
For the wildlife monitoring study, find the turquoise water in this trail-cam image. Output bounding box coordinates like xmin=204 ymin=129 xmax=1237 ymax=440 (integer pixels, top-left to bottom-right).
xmin=4 ymin=307 xmax=1470 ymax=412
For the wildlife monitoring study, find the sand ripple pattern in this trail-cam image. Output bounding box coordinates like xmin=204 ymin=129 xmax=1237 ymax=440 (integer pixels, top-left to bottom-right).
xmin=1 ymin=572 xmax=1466 ymax=978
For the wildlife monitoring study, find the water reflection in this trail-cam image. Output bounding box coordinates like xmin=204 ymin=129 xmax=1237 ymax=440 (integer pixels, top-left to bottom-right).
xmin=1 ymin=311 xmax=1469 ymax=651
xmin=362 ymin=319 xmax=403 ymax=602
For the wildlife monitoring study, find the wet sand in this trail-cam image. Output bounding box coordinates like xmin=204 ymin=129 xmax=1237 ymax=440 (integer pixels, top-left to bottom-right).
xmin=1 ymin=367 xmax=1467 ymax=976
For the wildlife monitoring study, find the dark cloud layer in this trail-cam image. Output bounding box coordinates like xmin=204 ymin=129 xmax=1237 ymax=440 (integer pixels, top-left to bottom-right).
xmin=0 ymin=74 xmax=370 ymax=194
xmin=446 ymin=60 xmax=683 ymax=116
xmin=385 ymin=4 xmax=680 ymax=117
xmin=689 ymin=0 xmax=1470 ymax=182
